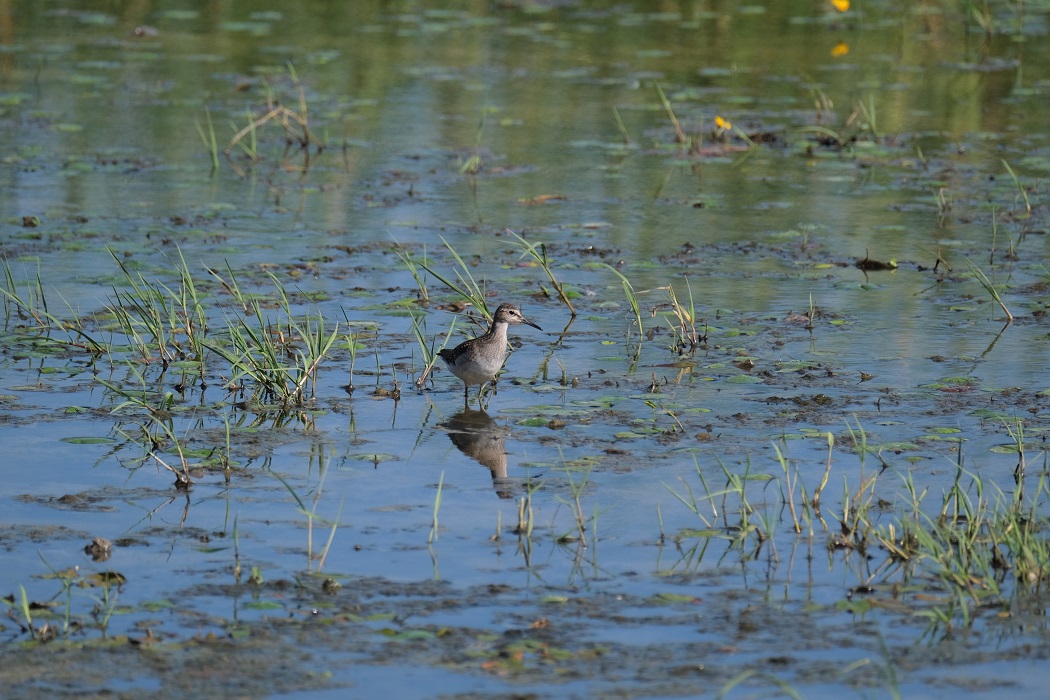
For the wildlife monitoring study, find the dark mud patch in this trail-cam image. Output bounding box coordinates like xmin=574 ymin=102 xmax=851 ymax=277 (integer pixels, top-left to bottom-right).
xmin=4 ymin=570 xmax=1047 ymax=699
xmin=0 ymin=524 xmax=91 ymax=551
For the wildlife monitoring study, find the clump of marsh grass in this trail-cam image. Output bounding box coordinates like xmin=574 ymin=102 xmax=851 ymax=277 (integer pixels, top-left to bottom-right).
xmin=105 ymin=247 xmax=209 ymax=371
xmin=391 ymin=239 xmax=430 ymax=303
xmin=195 ymin=107 xmax=219 ymax=172
xmin=1 ymin=259 xmax=105 ymax=356
xmin=658 ymin=278 xmax=704 ymax=354
xmin=663 ymin=454 xmax=776 ymax=557
xmin=339 ymin=311 xmax=367 ymax=394
xmin=1000 ymin=159 xmax=1031 ymax=218
xmin=94 ymin=255 xmax=338 ymax=413
xmin=206 ymin=273 xmax=340 ymax=407
xmin=653 ymin=82 xmax=754 ymax=157
xmin=6 ymin=252 xmax=353 ymax=500
xmin=653 ymin=82 xmax=687 ymax=144
xmin=4 ymin=556 xmax=129 ymax=642
xmin=412 ymin=313 xmax=457 ymax=390
xmin=511 ymin=479 xmax=543 ymax=566
xmin=205 ymin=260 xmax=251 ymax=311
xmin=965 ymin=258 xmax=1014 ymax=323
xmin=612 ymin=106 xmax=631 ymax=144
xmin=506 ymin=229 xmax=576 ymax=317
xmin=5 ymin=585 xmax=46 ymax=641
xmin=459 ymin=109 xmax=489 ymax=175
xmin=416 ymin=237 xmax=489 ymax=317
xmin=798 ymin=93 xmax=884 ymax=150
xmin=664 ymin=413 xmax=1050 ymax=634
xmin=224 ymin=62 xmax=323 ymax=163
xmin=601 ymin=263 xmax=644 ymax=348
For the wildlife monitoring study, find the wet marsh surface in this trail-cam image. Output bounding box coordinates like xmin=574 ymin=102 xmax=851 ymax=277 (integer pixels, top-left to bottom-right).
xmin=3 ymin=1 xmax=1050 ymax=697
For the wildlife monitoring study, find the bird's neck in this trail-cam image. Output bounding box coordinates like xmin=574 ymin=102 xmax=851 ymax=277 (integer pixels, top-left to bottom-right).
xmin=486 ymin=320 xmax=509 ymax=341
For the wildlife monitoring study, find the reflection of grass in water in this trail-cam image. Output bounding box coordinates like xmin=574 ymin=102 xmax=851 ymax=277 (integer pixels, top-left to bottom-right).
xmin=554 ymin=448 xmax=593 ymax=547
xmin=274 ymin=459 xmax=343 ymax=572
xmin=109 ymin=406 xmax=195 ymax=488
xmin=428 ymin=471 xmax=444 ymax=545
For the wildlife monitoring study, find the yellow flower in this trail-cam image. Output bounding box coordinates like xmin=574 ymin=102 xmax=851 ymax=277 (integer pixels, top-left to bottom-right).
xmin=831 ymin=0 xmax=849 ymax=11
xmin=714 ymin=115 xmax=732 ymax=130
xmin=831 ymin=41 xmax=849 ymax=57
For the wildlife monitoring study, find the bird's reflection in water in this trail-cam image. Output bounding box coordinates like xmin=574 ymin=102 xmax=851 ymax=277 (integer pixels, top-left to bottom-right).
xmin=440 ymin=408 xmax=516 ymax=499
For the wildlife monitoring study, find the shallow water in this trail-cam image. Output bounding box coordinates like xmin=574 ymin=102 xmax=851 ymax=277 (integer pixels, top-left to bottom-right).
xmin=2 ymin=1 xmax=1050 ymax=697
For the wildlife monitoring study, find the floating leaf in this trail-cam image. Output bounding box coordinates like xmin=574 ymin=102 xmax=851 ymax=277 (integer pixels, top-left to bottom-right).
xmin=726 ymin=374 xmax=764 ymax=384
xmin=517 ymin=417 xmax=549 ymax=427
xmin=60 ymin=436 xmax=116 ymax=445
xmin=378 ymin=628 xmax=436 ymax=641
xmin=676 ymin=528 xmax=722 ymax=538
xmin=614 ymin=430 xmax=656 ymax=439
xmin=873 ymin=442 xmax=921 ymax=452
xmin=365 ymin=612 xmax=397 ymax=622
xmin=836 ymin=598 xmax=872 ymax=614
xmin=969 ymin=408 xmax=1011 ymax=419
xmin=647 ymin=592 xmax=701 ymax=605
xmin=83 ymin=571 xmax=126 ymax=586
xmin=921 ymin=434 xmax=966 ymax=442
xmin=158 ymin=9 xmax=199 ymax=19
xmin=990 ymin=443 xmax=1045 ymax=454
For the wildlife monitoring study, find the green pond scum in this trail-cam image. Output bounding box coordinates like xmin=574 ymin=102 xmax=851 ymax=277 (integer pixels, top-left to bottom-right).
xmin=3 ymin=0 xmax=1050 ymax=698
